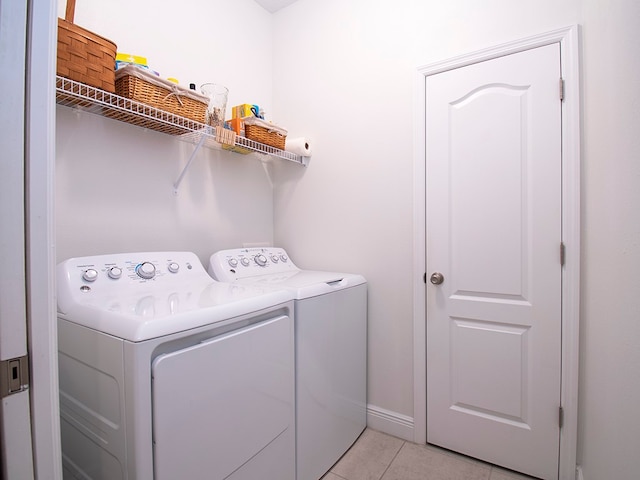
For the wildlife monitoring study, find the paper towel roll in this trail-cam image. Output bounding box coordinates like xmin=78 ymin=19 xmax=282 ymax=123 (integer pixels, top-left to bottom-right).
xmin=285 ymin=137 xmax=312 ymax=157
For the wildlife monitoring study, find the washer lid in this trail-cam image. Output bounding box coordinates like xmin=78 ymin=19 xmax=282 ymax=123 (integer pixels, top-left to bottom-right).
xmin=233 ymin=270 xmax=367 ymax=300
xmin=57 ymin=252 xmax=293 ymax=341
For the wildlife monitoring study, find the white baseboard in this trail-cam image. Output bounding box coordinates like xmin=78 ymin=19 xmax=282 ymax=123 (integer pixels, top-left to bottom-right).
xmin=575 ymin=465 xmax=584 ymax=480
xmin=366 ymin=404 xmax=414 ymax=442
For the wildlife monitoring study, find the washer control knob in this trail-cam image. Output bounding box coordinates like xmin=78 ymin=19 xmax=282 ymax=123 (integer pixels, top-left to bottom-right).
xmin=270 ymin=254 xmax=279 ymax=263
xmin=240 ymin=257 xmax=250 ymax=267
xmin=108 ymin=267 xmax=122 ymax=279
xmin=82 ymin=268 xmax=98 ymax=282
xmin=228 ymin=258 xmax=239 ymax=268
xmin=136 ymin=262 xmax=156 ymax=279
xmin=280 ymin=254 xmax=288 ymax=262
xmin=167 ymin=262 xmax=180 ymax=273
xmin=254 ymin=254 xmax=268 ymax=267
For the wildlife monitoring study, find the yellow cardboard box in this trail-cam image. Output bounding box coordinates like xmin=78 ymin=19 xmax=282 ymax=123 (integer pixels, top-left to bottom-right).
xmin=232 ymin=104 xmax=256 ymax=119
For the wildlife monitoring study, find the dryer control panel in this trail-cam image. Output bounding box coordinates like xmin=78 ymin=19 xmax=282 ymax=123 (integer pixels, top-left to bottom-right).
xmin=209 ymin=247 xmax=299 ymax=282
xmin=59 ymin=251 xmax=208 ymax=289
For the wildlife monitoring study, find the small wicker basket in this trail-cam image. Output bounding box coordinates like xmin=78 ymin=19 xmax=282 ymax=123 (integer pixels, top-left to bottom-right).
xmin=56 ymin=0 xmax=117 ymax=92
xmin=114 ymin=66 xmax=208 ymax=124
xmin=244 ymin=117 xmax=287 ymax=150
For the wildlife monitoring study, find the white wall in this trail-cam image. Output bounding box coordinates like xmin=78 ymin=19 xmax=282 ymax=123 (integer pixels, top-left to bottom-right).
xmin=58 ymin=0 xmax=274 ymax=107
xmin=272 ymin=0 xmax=640 ymax=478
xmin=577 ymin=1 xmax=640 ymax=479
xmin=56 ymin=0 xmax=277 ymax=265
xmin=54 ymin=0 xmax=640 ymax=478
xmin=272 ymin=0 xmax=580 ymax=428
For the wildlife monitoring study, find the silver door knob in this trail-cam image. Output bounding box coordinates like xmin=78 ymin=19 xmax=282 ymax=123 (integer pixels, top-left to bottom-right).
xmin=430 ymin=272 xmax=444 ymax=285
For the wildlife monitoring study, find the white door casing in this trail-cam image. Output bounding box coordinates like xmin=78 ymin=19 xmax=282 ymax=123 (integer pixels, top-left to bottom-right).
xmin=426 ymin=43 xmax=561 ymax=479
xmin=412 ymin=26 xmax=580 ymax=480
xmin=27 ymin=0 xmax=63 ymax=477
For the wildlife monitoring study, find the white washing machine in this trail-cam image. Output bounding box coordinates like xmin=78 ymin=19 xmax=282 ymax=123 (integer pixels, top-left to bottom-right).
xmin=56 ymin=251 xmax=296 ymax=480
xmin=208 ymin=247 xmax=367 ymax=480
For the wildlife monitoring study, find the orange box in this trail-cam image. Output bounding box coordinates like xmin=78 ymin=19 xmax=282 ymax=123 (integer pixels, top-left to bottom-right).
xmin=227 ymin=117 xmax=246 ymax=136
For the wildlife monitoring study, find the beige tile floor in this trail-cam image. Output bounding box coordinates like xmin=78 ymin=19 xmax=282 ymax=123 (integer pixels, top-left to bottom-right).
xmin=321 ymin=428 xmax=538 ymax=480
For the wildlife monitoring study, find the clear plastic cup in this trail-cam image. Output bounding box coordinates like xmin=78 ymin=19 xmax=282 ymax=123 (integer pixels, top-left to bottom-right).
xmin=200 ymin=83 xmax=228 ymax=128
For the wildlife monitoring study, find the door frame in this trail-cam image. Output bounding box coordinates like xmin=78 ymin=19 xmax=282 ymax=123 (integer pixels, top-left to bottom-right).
xmin=26 ymin=0 xmax=63 ymax=477
xmin=412 ymin=26 xmax=580 ymax=480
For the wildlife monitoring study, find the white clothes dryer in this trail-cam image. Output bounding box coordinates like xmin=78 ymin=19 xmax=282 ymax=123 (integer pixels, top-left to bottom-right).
xmin=208 ymin=247 xmax=367 ymax=480
xmin=57 ymin=251 xmax=296 ymax=480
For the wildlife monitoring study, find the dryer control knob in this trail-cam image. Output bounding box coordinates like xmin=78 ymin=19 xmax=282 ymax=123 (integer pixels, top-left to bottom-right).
xmin=82 ymin=268 xmax=98 ymax=282
xmin=280 ymin=254 xmax=288 ymax=262
xmin=240 ymin=257 xmax=250 ymax=267
xmin=167 ymin=262 xmax=180 ymax=273
xmin=136 ymin=262 xmax=156 ymax=279
xmin=228 ymin=258 xmax=239 ymax=268
xmin=270 ymin=254 xmax=279 ymax=263
xmin=254 ymin=254 xmax=268 ymax=267
xmin=108 ymin=267 xmax=122 ymax=279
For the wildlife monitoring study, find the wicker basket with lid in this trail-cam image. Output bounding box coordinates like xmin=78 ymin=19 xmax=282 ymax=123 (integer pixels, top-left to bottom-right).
xmin=244 ymin=117 xmax=288 ymax=150
xmin=114 ymin=65 xmax=208 ymax=124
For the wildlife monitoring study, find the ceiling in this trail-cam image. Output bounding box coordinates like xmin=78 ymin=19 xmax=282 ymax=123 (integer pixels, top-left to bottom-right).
xmin=254 ymin=0 xmax=299 ymax=13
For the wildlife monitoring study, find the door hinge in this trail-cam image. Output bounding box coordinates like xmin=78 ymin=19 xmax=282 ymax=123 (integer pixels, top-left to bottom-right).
xmin=559 ymin=406 xmax=564 ymax=429
xmin=560 ymin=242 xmax=566 ymax=266
xmin=0 ymin=355 xmax=30 ymax=399
xmin=559 ymin=78 xmax=565 ymax=102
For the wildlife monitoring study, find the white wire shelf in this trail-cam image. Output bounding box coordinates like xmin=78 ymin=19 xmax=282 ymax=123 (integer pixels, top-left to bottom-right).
xmin=55 ymin=76 xmax=306 ymax=166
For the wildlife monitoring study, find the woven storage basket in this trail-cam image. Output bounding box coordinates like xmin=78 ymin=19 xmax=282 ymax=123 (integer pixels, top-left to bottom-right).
xmin=56 ymin=0 xmax=117 ymax=92
xmin=115 ymin=66 xmax=208 ymax=123
xmin=244 ymin=117 xmax=287 ymax=150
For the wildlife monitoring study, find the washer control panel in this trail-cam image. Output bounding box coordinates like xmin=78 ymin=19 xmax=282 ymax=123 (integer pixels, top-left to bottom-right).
xmin=209 ymin=247 xmax=298 ymax=282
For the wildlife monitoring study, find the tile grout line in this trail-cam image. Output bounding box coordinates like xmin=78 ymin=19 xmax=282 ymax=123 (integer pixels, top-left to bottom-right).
xmin=376 ymin=439 xmax=407 ymax=480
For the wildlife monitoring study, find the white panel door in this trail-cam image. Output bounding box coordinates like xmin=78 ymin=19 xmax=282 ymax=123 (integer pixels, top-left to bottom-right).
xmin=0 ymin=1 xmax=35 ymax=478
xmin=426 ymin=44 xmax=562 ymax=480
